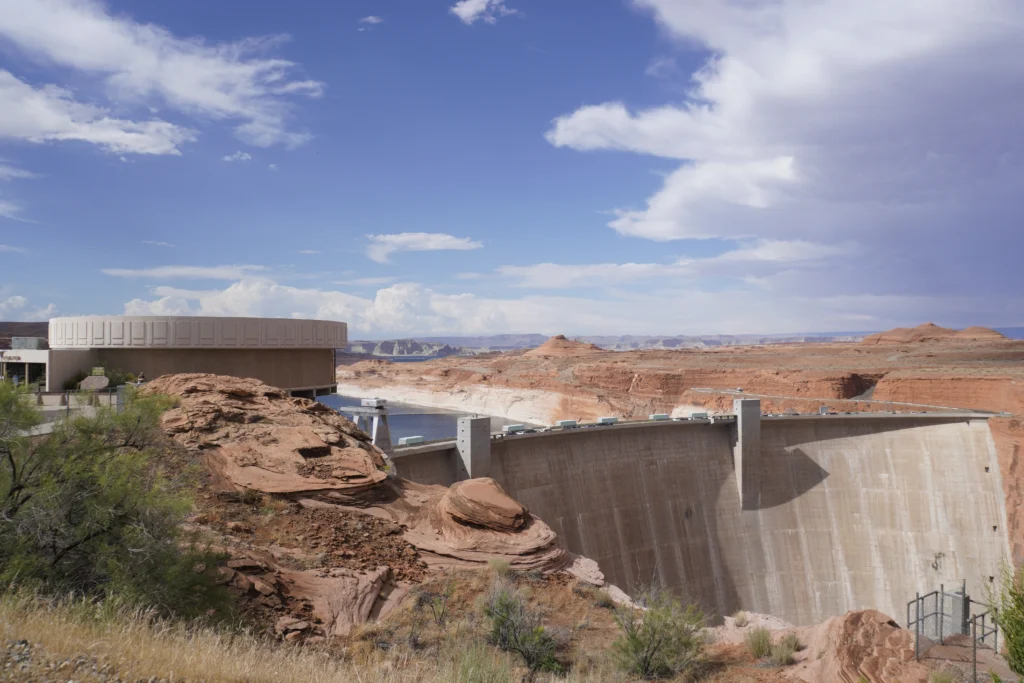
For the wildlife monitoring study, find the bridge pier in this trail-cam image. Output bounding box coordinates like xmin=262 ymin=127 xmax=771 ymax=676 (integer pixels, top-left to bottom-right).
xmin=734 ymin=398 xmax=761 ymax=509
xmin=456 ymin=416 xmax=491 ymax=480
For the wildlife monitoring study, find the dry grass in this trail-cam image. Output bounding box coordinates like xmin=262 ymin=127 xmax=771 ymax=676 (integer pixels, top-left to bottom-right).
xmin=0 ymin=586 xmax=631 ymax=683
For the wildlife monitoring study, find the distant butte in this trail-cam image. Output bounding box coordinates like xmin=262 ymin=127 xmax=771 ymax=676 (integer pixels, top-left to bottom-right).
xmin=524 ymin=334 xmax=605 ymax=357
xmin=860 ymin=323 xmax=1007 ymax=345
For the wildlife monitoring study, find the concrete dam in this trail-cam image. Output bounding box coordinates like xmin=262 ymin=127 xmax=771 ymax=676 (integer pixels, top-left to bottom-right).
xmin=391 ymin=402 xmax=1010 ymax=626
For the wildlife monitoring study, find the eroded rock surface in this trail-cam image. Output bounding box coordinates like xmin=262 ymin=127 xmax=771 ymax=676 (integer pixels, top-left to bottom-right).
xmin=143 ymin=373 xmax=601 ymax=638
xmin=791 ymin=610 xmax=933 ymax=683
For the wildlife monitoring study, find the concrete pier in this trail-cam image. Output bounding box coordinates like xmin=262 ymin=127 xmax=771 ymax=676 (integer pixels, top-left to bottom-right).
xmin=733 ymin=398 xmax=762 ymax=509
xmin=456 ymin=416 xmax=491 ymax=480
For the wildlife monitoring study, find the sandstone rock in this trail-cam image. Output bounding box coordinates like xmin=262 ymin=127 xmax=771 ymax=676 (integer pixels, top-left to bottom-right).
xmin=79 ymin=375 xmax=111 ymax=391
xmin=791 ymin=609 xmax=933 ymax=683
xmin=439 ymin=478 xmax=527 ymax=532
xmin=142 ymin=374 xmax=388 ymax=499
xmin=525 ymin=334 xmax=604 ymax=357
xmin=274 ymin=617 xmax=310 ymax=635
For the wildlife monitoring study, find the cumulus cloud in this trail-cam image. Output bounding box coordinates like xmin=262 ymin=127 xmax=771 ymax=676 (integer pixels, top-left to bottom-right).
xmin=365 ymin=233 xmax=483 ymax=263
xmin=222 ymin=151 xmax=252 ymax=162
xmin=118 ymin=276 xmax=1022 ymax=336
xmin=102 ymin=265 xmax=267 ymax=280
xmin=450 ymin=0 xmax=520 ymax=25
xmin=0 ymin=295 xmax=56 ymax=321
xmin=546 ymin=0 xmax=1024 ymax=246
xmin=0 ymin=0 xmax=322 ymax=151
xmin=359 ymin=16 xmax=383 ymax=24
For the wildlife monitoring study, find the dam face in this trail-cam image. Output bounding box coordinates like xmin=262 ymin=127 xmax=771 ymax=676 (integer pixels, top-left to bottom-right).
xmin=394 ymin=414 xmax=1009 ymax=626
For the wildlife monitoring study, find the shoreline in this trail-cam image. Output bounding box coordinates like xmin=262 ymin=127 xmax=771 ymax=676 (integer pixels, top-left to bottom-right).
xmin=334 ymin=382 xmax=563 ymax=426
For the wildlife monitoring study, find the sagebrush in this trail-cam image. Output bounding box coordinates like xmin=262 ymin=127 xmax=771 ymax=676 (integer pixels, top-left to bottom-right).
xmin=612 ymin=586 xmax=706 ymax=679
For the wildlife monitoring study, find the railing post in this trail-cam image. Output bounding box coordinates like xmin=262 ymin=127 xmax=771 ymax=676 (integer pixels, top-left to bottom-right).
xmin=915 ymin=592 xmax=921 ymax=660
xmin=939 ymin=584 xmax=944 ymax=645
xmin=972 ymin=615 xmax=978 ymax=683
xmin=995 ymin=607 xmax=999 ymax=655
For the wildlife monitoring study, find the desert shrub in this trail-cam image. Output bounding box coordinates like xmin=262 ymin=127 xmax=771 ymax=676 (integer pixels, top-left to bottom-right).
xmin=612 ymin=586 xmax=706 ymax=679
xmin=770 ymin=641 xmax=796 ymax=666
xmin=991 ymin=673 xmax=1004 ymax=683
xmin=481 ymin=577 xmax=561 ymax=673
xmin=779 ymin=633 xmax=802 ymax=652
xmin=733 ymin=611 xmax=748 ymax=627
xmin=745 ymin=627 xmax=772 ymax=659
xmin=594 ymin=589 xmax=617 ymax=609
xmin=0 ymin=381 xmax=229 ymax=620
xmin=488 ymin=559 xmax=512 ymax=579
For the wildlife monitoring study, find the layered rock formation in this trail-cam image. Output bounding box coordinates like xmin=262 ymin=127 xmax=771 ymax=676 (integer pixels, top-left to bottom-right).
xmin=524 ymin=334 xmax=605 ymax=357
xmin=142 ymin=374 xmax=604 ymax=638
xmin=861 ymin=323 xmax=1007 ymax=345
xmin=791 ymin=610 xmax=934 ymax=683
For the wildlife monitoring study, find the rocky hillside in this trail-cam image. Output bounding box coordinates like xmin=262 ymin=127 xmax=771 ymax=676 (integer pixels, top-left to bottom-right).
xmin=141 ymin=374 xmax=607 ymax=641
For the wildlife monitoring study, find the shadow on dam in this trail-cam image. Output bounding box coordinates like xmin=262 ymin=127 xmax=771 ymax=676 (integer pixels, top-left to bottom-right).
xmin=397 ymin=415 xmax=1010 ymax=626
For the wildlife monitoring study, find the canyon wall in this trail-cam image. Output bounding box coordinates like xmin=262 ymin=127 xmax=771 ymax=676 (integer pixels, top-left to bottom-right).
xmin=396 ymin=416 xmax=1009 ymax=626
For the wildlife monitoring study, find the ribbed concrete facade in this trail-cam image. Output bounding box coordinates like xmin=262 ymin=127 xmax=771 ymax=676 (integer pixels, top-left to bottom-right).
xmin=395 ymin=415 xmax=1010 ymax=626
xmin=47 ymin=316 xmax=347 ymax=394
xmin=50 ymin=316 xmax=346 ymax=350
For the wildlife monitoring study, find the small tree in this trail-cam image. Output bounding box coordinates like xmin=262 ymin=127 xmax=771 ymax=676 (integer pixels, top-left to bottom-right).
xmin=482 ymin=577 xmax=561 ymax=674
xmin=990 ymin=564 xmax=1024 ymax=675
xmin=612 ymin=586 xmax=706 ymax=679
xmin=0 ymin=382 xmax=228 ymax=619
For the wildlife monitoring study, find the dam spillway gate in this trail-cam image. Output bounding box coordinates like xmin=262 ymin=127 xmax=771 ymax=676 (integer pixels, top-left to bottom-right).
xmin=390 ymin=403 xmax=1010 ymax=627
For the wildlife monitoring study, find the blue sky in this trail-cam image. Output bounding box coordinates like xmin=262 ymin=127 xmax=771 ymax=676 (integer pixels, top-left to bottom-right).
xmin=1 ymin=0 xmax=1022 ymax=337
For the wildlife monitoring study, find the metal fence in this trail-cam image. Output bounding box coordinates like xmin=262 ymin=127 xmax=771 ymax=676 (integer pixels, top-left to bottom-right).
xmin=907 ymin=582 xmax=1003 ymax=682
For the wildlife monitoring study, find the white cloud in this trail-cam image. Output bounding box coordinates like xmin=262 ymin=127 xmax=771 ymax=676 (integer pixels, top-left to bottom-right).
xmin=0 ymin=199 xmax=25 ymax=221
xmin=334 ymin=276 xmax=397 ymax=287
xmin=0 ymin=70 xmax=196 ymax=155
xmin=545 ymin=0 xmax=1024 ymax=246
xmin=297 ymin=249 xmax=320 ymax=255
xmin=0 ymin=162 xmax=38 ymax=181
xmin=102 ymin=265 xmax=267 ymax=280
xmin=360 ymin=16 xmax=383 ymax=24
xmin=118 ymin=277 xmax=1022 ymax=336
xmin=268 ymin=163 xmax=278 ymax=171
xmin=644 ymin=56 xmax=679 ymax=79
xmin=0 ymin=295 xmax=56 ymax=321
xmin=0 ymin=244 xmax=27 ymax=254
xmin=366 ymin=232 xmax=483 ymax=263
xmin=222 ymin=151 xmax=252 ymax=162
xmin=0 ymin=0 xmax=322 ymax=150
xmin=141 ymin=240 xmax=175 ymax=247
xmin=450 ymin=0 xmax=520 ymax=25
xmin=496 ymin=239 xmax=850 ymax=288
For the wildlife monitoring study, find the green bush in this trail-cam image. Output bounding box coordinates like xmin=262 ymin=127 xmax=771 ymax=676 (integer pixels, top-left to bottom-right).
xmin=0 ymin=381 xmax=229 ymax=620
xmin=990 ymin=563 xmax=1024 ymax=675
xmin=482 ymin=577 xmax=561 ymax=673
xmin=612 ymin=586 xmax=706 ymax=679
xmin=745 ymin=626 xmax=772 ymax=659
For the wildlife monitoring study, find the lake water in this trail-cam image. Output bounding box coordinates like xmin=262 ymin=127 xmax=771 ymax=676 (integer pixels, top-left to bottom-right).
xmin=318 ymin=394 xmax=532 ymax=442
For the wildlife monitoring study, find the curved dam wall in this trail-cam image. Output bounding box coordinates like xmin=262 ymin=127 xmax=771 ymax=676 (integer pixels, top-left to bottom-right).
xmin=394 ymin=414 xmax=1009 ymax=626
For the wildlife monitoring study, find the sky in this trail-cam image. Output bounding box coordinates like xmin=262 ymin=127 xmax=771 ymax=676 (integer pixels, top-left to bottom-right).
xmin=1 ymin=0 xmax=1023 ymax=338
